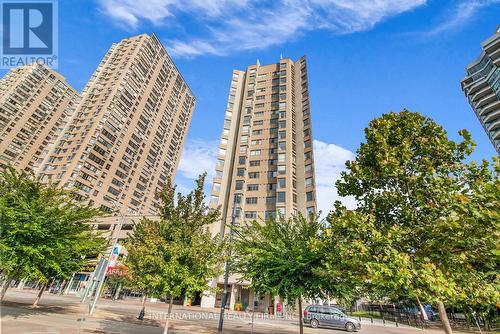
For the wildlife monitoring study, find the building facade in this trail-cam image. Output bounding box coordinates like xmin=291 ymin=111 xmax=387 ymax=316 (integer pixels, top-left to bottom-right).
xmin=0 ymin=64 xmax=80 ymax=171
xmin=202 ymin=57 xmax=317 ymax=311
xmin=38 ymin=34 xmax=196 ymax=215
xmin=461 ymin=26 xmax=500 ymax=154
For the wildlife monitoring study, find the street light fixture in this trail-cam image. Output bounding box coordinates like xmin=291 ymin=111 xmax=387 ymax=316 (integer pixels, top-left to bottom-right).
xmin=217 ymin=194 xmax=240 ymax=333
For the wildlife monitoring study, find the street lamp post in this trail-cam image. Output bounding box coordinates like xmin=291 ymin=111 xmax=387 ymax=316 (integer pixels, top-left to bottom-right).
xmin=217 ymin=194 xmax=240 ymax=333
xmin=89 ymin=202 xmax=125 ymax=315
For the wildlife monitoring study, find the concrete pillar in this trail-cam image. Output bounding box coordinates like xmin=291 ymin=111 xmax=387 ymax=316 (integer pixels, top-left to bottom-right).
xmin=200 ymin=279 xmax=217 ymax=308
xmin=229 ymin=284 xmax=238 ymax=310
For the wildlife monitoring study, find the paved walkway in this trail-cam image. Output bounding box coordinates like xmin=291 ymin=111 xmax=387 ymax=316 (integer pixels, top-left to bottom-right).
xmin=0 ymin=289 xmax=482 ymax=334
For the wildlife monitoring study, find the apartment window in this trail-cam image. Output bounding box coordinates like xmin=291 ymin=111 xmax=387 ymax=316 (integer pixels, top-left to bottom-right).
xmin=304 ymin=140 xmax=311 ymax=148
xmin=305 ymin=164 xmax=312 ymax=173
xmin=237 ymin=168 xmax=245 ymax=177
xmin=277 ymin=192 xmax=286 ymax=203
xmin=256 ymin=95 xmax=265 ymax=100
xmin=307 ymin=207 xmax=315 ymax=215
xmin=268 ymin=171 xmax=277 ymax=178
xmin=280 ymin=77 xmax=286 ymax=83
xmin=224 ymin=119 xmax=231 ymax=128
xmin=219 ymin=148 xmax=226 ymax=156
xmin=306 ymin=191 xmax=314 ymax=201
xmin=246 ymin=197 xmax=258 ymax=204
xmin=305 ymin=151 xmax=312 ymax=160
xmin=304 ymin=129 xmax=310 ymax=137
xmin=213 ymin=183 xmax=221 ymax=192
xmin=265 ymin=211 xmax=276 ymax=220
xmin=247 ymin=184 xmax=259 ymax=191
xmin=235 ymin=180 xmax=244 ymax=190
xmin=252 ymin=129 xmax=262 ymax=135
xmin=221 ymin=138 xmax=228 ymax=145
xmin=266 ymin=196 xmax=276 ymax=204
xmin=242 ymin=125 xmax=249 ymax=134
xmin=305 ymin=177 xmax=313 ymax=187
xmin=268 ymin=183 xmax=276 ymax=190
xmin=215 ymin=170 xmax=223 ymax=178
xmin=241 ymin=135 xmax=248 ymax=143
xmin=250 ymin=160 xmax=260 ymax=167
xmin=278 ymin=153 xmax=285 ymax=163
xmin=250 ymin=150 xmax=261 ymax=156
xmin=243 ymin=116 xmax=251 ymax=124
xmin=210 ymin=196 xmax=219 ymax=205
xmin=248 ymin=172 xmax=260 ymax=179
xmin=217 ymin=159 xmax=225 ymax=167
xmin=268 ymin=159 xmax=276 ymax=165
xmin=253 ymin=120 xmax=263 ymax=126
xmin=303 ymin=118 xmax=310 ymax=126
xmin=255 ymin=103 xmax=264 ymax=108
xmin=239 ymin=145 xmax=247 ymax=153
xmin=278 ymin=165 xmax=286 ymax=175
xmin=239 ymin=156 xmax=246 ymax=165
xmin=279 ymin=85 xmax=286 ymax=91
xmin=278 ymin=131 xmax=286 ymax=139
xmin=279 ymin=111 xmax=286 ymax=118
xmin=277 ymin=207 xmax=286 ymax=216
xmin=279 ymin=93 xmax=286 ymax=100
xmin=277 ymin=178 xmax=286 ymax=189
xmin=279 ymin=120 xmax=286 ymax=129
xmin=254 ymin=111 xmax=264 ymax=117
xmin=269 ymin=148 xmax=277 ymax=155
xmin=278 ymin=141 xmax=286 ymax=150
xmin=251 ymin=139 xmax=262 ymax=145
xmin=245 ymin=211 xmax=257 ymax=219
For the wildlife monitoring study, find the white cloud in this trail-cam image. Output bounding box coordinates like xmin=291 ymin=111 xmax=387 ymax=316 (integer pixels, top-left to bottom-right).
xmin=96 ymin=0 xmax=427 ymax=57
xmin=313 ymin=139 xmax=356 ymax=215
xmin=177 ymin=139 xmax=219 ymax=180
xmin=424 ymin=0 xmax=500 ymax=36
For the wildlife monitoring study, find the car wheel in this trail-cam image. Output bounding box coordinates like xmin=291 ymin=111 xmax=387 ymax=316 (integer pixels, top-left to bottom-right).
xmin=310 ymin=319 xmax=319 ymax=328
xmin=345 ymin=322 xmax=356 ymax=332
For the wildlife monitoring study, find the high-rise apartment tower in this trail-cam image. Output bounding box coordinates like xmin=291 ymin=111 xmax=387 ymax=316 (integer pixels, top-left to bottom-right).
xmin=202 ymin=56 xmax=317 ymax=310
xmin=38 ymin=34 xmax=195 ymax=215
xmin=0 ymin=64 xmax=80 ymax=170
xmin=461 ymin=26 xmax=500 ymax=154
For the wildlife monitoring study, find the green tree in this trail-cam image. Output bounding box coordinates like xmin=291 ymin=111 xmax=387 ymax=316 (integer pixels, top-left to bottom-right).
xmin=326 ymin=110 xmax=499 ymax=334
xmin=125 ymin=174 xmax=224 ymax=333
xmin=232 ymin=214 xmax=339 ymax=334
xmin=0 ymin=167 xmax=106 ymax=305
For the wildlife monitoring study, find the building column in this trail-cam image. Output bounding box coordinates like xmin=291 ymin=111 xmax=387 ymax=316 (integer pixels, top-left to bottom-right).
xmin=229 ymin=284 xmax=238 ymax=310
xmin=200 ymin=279 xmax=217 ymax=308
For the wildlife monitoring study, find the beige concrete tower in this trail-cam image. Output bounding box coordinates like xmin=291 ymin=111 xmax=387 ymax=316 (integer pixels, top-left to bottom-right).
xmin=202 ymin=56 xmax=317 ymax=310
xmin=0 ymin=64 xmax=80 ymax=171
xmin=38 ymin=34 xmax=195 ymax=216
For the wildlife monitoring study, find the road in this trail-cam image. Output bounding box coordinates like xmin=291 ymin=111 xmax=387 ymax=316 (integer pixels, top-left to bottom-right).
xmin=0 ymin=289 xmax=463 ymax=334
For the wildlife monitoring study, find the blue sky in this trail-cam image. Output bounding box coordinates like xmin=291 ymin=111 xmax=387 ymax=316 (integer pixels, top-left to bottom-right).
xmin=2 ymin=0 xmax=499 ymax=213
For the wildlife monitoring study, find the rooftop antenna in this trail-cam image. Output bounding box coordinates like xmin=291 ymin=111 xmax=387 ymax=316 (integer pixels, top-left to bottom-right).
xmin=280 ymin=52 xmax=283 ymax=60
xmin=256 ymin=58 xmax=260 ymax=66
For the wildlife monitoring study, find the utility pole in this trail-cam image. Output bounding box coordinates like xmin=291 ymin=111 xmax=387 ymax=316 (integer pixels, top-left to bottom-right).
xmin=89 ymin=202 xmax=125 ymax=315
xmin=217 ymin=194 xmax=240 ymax=333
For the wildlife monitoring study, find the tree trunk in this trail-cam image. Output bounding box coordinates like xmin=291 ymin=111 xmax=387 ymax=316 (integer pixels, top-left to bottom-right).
xmin=138 ymin=294 xmax=147 ymax=320
xmin=163 ymin=295 xmax=174 ymax=334
xmin=437 ymin=300 xmax=453 ymax=334
xmin=32 ymin=282 xmax=47 ymax=307
xmin=298 ymin=297 xmax=304 ymax=334
xmin=0 ymin=276 xmax=13 ymax=301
